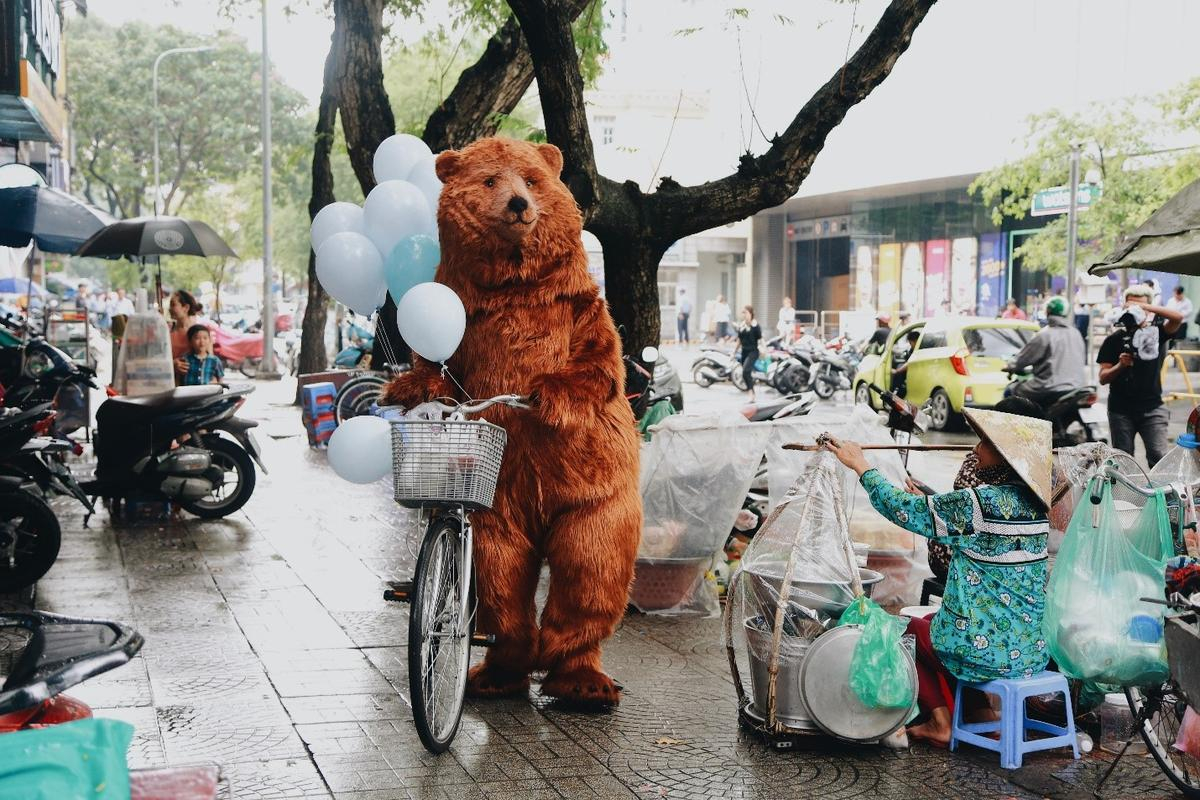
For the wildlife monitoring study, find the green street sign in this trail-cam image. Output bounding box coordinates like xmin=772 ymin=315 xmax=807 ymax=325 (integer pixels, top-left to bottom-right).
xmin=1031 ymin=184 xmax=1102 ymax=217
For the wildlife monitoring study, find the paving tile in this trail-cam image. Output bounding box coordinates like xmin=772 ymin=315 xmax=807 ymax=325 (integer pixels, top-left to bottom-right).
xmin=217 ymin=758 xmax=333 ymax=799
xmin=282 ymin=692 xmax=411 ymax=725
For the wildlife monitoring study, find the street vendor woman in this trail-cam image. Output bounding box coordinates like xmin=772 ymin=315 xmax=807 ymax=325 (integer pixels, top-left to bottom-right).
xmin=823 ymin=408 xmax=1052 ymax=747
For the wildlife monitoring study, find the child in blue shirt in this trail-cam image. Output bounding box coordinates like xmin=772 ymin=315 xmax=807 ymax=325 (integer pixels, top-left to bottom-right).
xmin=182 ymin=324 xmax=225 ymax=385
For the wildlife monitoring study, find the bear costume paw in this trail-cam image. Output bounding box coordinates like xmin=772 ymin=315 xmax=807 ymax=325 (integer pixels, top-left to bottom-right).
xmin=382 ymin=369 xmax=447 ymax=409
xmin=530 ymin=373 xmax=586 ymax=430
xmin=540 ymin=667 xmax=621 ymax=709
xmin=465 ymin=663 xmax=531 ymax=699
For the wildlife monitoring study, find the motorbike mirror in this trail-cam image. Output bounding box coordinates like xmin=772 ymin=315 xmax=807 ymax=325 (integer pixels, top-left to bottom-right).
xmin=641 ymin=346 xmax=660 ymax=363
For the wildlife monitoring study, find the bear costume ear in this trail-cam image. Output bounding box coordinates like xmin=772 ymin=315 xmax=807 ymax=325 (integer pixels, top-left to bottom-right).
xmin=536 ymin=143 xmax=563 ymax=177
xmin=435 ymin=150 xmax=461 ymax=182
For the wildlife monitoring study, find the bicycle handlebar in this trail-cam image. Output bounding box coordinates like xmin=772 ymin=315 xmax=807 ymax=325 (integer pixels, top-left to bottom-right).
xmin=424 ymin=394 xmax=531 ymax=415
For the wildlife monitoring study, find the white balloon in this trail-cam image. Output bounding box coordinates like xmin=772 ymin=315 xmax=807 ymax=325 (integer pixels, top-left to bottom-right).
xmin=373 ymin=134 xmax=433 ymax=184
xmin=327 ymin=415 xmax=392 ymax=484
xmin=315 ymin=231 xmax=387 ymax=314
xmin=363 ymin=180 xmax=433 ymax=257
xmin=407 ymin=155 xmax=443 ymax=221
xmin=310 ymin=201 xmax=364 ymax=253
xmin=396 ymin=282 xmax=466 ymax=364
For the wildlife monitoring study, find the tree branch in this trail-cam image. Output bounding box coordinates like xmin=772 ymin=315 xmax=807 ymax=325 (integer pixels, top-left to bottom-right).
xmin=506 ymin=0 xmax=600 ymax=218
xmin=422 ymin=0 xmax=592 ymax=151
xmin=638 ymin=0 xmax=937 ymax=240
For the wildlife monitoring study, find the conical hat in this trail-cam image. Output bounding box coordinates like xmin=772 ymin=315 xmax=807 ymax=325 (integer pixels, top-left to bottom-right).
xmin=962 ymin=407 xmax=1053 ymax=510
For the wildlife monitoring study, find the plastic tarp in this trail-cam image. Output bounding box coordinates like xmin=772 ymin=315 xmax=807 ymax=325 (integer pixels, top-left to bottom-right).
xmin=115 ymin=311 xmax=174 ymax=396
xmin=763 ymin=406 xmax=932 ymax=606
xmin=634 ymin=411 xmax=771 ymax=616
xmin=724 ymin=452 xmax=864 ymax=729
xmin=1149 ymin=445 xmax=1200 ymax=557
xmin=1051 ymin=442 xmax=1115 ymax=556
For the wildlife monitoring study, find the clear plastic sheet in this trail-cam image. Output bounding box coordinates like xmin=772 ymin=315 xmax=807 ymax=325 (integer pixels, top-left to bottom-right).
xmin=763 ymin=406 xmax=931 ymax=606
xmin=634 ymin=411 xmax=772 ymax=616
xmin=724 ymin=452 xmax=866 ymax=730
xmin=115 ymin=311 xmax=175 ymax=396
xmin=1051 ymin=442 xmax=1114 ymax=556
xmin=1149 ymin=446 xmax=1200 ymax=556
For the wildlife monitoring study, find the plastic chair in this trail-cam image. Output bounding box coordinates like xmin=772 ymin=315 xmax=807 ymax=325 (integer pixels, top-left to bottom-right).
xmin=950 ymin=670 xmax=1079 ymax=769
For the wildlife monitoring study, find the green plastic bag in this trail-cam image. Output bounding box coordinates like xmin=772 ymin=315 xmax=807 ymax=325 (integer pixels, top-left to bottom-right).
xmin=637 ymin=398 xmax=677 ymax=441
xmin=1043 ymin=476 xmax=1173 ymax=686
xmin=0 ymin=718 xmax=133 ymax=800
xmin=839 ymin=595 xmax=915 ymax=709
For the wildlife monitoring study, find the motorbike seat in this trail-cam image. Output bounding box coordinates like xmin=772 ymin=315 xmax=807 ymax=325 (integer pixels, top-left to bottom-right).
xmin=99 ymin=386 xmax=223 ymax=425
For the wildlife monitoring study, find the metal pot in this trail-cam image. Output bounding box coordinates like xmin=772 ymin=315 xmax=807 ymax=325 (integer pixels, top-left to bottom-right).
xmin=743 ymin=566 xmax=884 ymax=618
xmin=743 ymin=615 xmax=816 ymax=730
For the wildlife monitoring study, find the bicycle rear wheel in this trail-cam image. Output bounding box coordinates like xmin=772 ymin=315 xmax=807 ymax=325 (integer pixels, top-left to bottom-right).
xmin=335 ymin=374 xmax=385 ymax=424
xmin=408 ymin=515 xmax=473 ymax=753
xmin=1127 ymin=684 xmax=1200 ymax=798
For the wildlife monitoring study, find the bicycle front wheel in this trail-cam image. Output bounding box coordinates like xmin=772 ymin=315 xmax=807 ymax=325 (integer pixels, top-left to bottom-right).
xmin=1127 ymin=683 xmax=1200 ymax=798
xmin=408 ymin=515 xmax=473 ymax=753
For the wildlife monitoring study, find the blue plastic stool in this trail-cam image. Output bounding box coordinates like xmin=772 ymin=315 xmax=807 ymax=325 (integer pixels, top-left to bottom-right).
xmin=950 ymin=670 xmax=1079 ymax=769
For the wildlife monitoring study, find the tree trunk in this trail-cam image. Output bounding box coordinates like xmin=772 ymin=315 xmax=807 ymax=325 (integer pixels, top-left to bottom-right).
xmin=598 ymin=233 xmax=667 ymax=365
xmin=298 ymin=38 xmax=339 ymax=376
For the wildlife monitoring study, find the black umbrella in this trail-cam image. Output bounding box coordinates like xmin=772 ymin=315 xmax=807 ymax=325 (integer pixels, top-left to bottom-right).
xmin=1089 ymin=178 xmax=1200 ymax=276
xmin=75 ymin=215 xmax=237 ymax=259
xmin=0 ymin=186 xmax=116 ymax=253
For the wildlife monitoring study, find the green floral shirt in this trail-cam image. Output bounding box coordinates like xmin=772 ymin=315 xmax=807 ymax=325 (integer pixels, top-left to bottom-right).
xmin=861 ymin=468 xmax=1050 ymax=682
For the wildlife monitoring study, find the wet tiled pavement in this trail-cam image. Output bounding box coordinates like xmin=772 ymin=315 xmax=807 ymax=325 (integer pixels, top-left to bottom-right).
xmin=3 ymin=379 xmax=1183 ymax=799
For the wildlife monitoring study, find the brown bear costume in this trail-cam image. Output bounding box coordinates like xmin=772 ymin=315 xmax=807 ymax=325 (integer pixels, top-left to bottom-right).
xmin=383 ymin=137 xmax=642 ymax=706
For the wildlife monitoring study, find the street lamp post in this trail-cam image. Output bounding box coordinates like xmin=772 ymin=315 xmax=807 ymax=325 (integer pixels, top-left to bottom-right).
xmin=1064 ymin=142 xmax=1082 ymax=308
xmin=152 ymin=45 xmax=215 ymax=216
xmin=259 ymin=0 xmax=279 ymax=378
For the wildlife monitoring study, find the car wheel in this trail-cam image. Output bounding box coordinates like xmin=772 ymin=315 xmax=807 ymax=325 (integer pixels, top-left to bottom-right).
xmin=928 ymin=389 xmax=959 ymax=431
xmin=854 ymin=382 xmax=872 ymax=408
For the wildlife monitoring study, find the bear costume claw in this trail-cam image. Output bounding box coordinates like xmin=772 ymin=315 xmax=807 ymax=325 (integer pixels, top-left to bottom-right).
xmin=465 ymin=663 xmax=531 ymax=699
xmin=540 ymin=668 xmax=622 ymax=708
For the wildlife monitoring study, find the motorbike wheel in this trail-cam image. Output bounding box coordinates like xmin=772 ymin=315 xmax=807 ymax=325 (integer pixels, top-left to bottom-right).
xmin=731 ymin=364 xmax=747 ymax=392
xmin=691 ymin=364 xmax=715 ymax=388
xmin=180 ymin=436 xmax=257 ymax=520
xmin=854 ymin=382 xmax=872 ymax=408
xmin=669 ymin=392 xmax=684 ymax=412
xmin=0 ymin=489 xmax=61 ymax=593
xmin=813 ymin=366 xmax=836 ymax=400
xmin=240 ymin=357 xmax=260 ymax=379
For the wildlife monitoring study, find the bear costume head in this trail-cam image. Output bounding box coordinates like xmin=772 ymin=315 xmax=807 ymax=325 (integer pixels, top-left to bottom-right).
xmin=433 ymin=138 xmax=591 ymax=297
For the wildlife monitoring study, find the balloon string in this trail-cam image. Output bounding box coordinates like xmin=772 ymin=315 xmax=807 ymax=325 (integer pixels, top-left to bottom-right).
xmin=441 ymin=363 xmax=473 ymax=402
xmin=374 ymin=310 xmax=401 ymax=371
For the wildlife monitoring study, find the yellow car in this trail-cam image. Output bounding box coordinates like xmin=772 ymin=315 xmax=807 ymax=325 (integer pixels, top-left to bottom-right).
xmin=853 ymin=316 xmax=1040 ymax=430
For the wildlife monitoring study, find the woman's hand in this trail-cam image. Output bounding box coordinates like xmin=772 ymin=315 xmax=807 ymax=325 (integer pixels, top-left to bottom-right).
xmin=823 ymin=437 xmax=872 ymax=476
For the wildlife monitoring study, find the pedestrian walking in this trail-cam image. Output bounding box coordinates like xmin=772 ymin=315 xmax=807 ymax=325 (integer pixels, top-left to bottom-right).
xmin=1167 ymin=285 xmax=1193 ymax=342
xmin=736 ymin=305 xmax=761 ymax=400
xmin=713 ymin=295 xmax=732 ymax=343
xmin=776 ymin=296 xmax=795 ymax=342
xmin=1097 ymin=285 xmax=1184 ymax=468
xmin=676 ymin=289 xmax=692 ymax=345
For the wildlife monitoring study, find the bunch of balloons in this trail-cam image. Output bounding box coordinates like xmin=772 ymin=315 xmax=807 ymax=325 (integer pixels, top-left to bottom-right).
xmin=314 ymin=134 xmax=470 ymax=484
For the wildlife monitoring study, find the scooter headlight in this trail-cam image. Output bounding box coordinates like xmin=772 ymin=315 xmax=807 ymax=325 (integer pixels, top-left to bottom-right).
xmin=24 ymin=350 xmax=53 ymax=378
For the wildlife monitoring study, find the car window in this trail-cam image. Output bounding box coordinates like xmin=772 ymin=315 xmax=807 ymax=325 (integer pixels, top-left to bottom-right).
xmin=918 ymin=330 xmax=947 ymax=349
xmin=962 ymin=326 xmax=1033 ymax=358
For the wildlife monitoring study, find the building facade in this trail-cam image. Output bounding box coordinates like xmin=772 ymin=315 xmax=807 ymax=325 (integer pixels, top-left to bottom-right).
xmin=0 ymin=0 xmax=69 ymax=187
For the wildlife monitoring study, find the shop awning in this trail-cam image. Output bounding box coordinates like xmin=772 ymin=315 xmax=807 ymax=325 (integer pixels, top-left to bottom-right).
xmin=1089 ymin=178 xmax=1200 ymax=277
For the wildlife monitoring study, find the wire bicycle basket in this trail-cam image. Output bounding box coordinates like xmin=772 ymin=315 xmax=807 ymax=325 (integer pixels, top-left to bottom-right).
xmin=390 ymin=418 xmax=508 ymax=510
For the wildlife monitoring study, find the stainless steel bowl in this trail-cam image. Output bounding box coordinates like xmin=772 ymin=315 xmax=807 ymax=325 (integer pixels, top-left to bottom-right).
xmin=742 ymin=566 xmax=884 ymax=618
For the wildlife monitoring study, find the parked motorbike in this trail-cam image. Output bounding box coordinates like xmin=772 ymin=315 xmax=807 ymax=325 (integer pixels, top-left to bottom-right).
xmin=0 ymin=405 xmax=64 ymax=592
xmin=691 ymin=347 xmax=739 ymax=388
xmin=811 ymin=342 xmax=862 ymax=400
xmin=0 ymin=611 xmax=220 ymax=798
xmin=80 ymin=384 xmax=266 ymax=521
xmin=625 ymin=346 xmax=678 ymax=422
xmin=0 ymin=315 xmax=97 ymax=436
xmin=738 ymin=391 xmax=817 ymax=422
xmin=1004 ymin=365 xmax=1104 ymax=447
xmin=207 ymin=322 xmax=266 ymax=378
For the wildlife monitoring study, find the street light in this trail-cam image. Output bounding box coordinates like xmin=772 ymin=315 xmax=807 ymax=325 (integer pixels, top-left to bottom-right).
xmin=259 ymin=0 xmax=279 ymax=378
xmin=152 ymin=45 xmax=215 ymax=216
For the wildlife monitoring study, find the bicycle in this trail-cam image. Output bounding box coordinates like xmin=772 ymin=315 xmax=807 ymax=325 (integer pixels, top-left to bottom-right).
xmin=334 ymin=364 xmax=409 ymax=424
xmin=1092 ymin=464 xmax=1200 ymax=798
xmin=381 ymin=393 xmax=529 ymax=753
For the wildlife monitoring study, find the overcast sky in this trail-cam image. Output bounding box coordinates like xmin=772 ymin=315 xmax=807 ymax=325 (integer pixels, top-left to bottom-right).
xmin=85 ymin=0 xmax=1200 ymax=195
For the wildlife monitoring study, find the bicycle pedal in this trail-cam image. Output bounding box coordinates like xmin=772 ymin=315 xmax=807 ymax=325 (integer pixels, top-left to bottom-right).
xmin=471 ymin=633 xmax=496 ymax=648
xmin=383 ymin=580 xmax=412 ymax=603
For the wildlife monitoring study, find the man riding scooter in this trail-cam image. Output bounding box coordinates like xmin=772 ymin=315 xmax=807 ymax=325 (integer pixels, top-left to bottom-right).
xmin=1007 ymin=296 xmax=1086 ymax=406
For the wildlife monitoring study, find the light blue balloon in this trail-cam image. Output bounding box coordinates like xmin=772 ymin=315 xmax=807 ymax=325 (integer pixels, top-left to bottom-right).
xmin=384 ymin=234 xmax=441 ymax=302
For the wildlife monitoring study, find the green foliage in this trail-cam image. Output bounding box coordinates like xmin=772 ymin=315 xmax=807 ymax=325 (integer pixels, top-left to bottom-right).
xmin=970 ymin=86 xmax=1200 ymax=275
xmin=68 ymin=15 xmax=310 ymax=219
